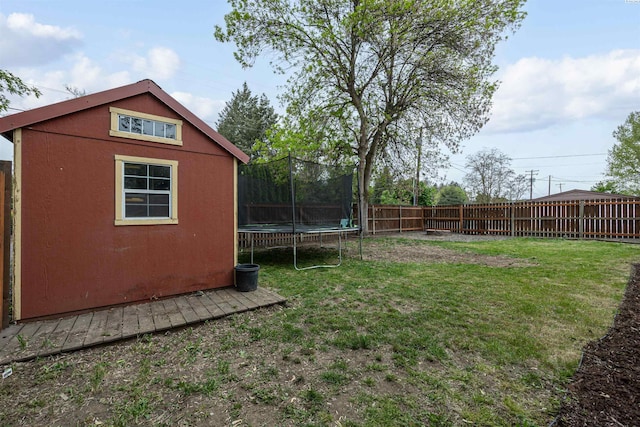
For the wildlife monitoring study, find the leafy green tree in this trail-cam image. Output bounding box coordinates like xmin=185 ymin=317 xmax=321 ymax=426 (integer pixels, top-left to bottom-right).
xmin=591 ymin=180 xmax=620 ymax=194
xmin=1 ymin=69 xmax=41 ymax=112
xmin=604 ymin=111 xmax=640 ymax=195
xmin=216 ymin=82 xmax=278 ymax=159
xmin=436 ymin=183 xmax=468 ymax=206
xmin=215 ymin=0 xmax=526 ymax=232
xmin=464 ymin=148 xmax=527 ymax=202
xmin=371 ymin=166 xmax=395 ymax=204
xmin=418 ymin=183 xmax=437 ymax=206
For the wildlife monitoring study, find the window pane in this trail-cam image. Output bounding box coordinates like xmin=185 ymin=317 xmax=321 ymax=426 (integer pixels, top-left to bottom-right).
xmin=150 ymin=178 xmax=170 ymax=191
xmin=149 ymin=165 xmax=170 ymax=178
xmin=131 ymin=118 xmax=143 ymax=134
xmin=142 ymin=119 xmax=154 ymax=135
xmin=118 ymin=115 xmax=130 ymax=132
xmin=125 ymin=193 xmax=148 ymax=204
xmin=124 ymin=177 xmax=147 ymax=190
xmin=124 ymin=163 xmax=147 ymax=176
xmin=125 ymin=205 xmax=148 ymax=217
xmin=154 ymin=122 xmax=165 ymax=137
xmin=149 ymin=194 xmax=169 ymax=204
xmin=165 ymin=124 xmax=176 ymax=139
xmin=149 ymin=205 xmax=169 ymax=217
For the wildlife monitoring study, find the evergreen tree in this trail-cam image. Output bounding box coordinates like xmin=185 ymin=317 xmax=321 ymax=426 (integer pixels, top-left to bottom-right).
xmin=216 ymin=82 xmax=278 ymax=159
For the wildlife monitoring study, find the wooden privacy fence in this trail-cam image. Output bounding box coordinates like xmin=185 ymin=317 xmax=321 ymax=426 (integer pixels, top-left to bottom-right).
xmin=423 ymin=199 xmax=640 ymax=239
xmin=238 ymin=199 xmax=640 ymax=247
xmin=363 ymin=205 xmax=424 ymax=234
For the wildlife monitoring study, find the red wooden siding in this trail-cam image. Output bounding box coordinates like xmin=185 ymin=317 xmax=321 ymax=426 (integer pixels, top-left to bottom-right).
xmin=18 ymin=94 xmax=236 ymax=319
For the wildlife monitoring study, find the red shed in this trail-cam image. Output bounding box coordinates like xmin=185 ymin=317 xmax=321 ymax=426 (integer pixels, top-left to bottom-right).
xmin=0 ymin=79 xmax=249 ymax=321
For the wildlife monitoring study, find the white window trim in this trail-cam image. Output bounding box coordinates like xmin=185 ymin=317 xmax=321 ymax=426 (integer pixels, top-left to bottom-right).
xmin=109 ymin=107 xmax=183 ymax=146
xmin=115 ymin=154 xmax=178 ymax=226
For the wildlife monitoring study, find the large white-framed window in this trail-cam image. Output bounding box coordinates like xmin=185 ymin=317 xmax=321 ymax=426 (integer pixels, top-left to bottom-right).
xmin=115 ymin=155 xmax=178 ymax=226
xmin=109 ymin=107 xmax=183 ymax=146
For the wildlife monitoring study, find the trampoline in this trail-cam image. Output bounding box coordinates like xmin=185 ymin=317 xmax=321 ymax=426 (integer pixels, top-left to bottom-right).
xmin=237 ymin=155 xmax=361 ymax=270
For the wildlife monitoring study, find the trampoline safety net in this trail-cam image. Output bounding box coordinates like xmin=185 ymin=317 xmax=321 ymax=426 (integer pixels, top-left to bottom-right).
xmin=238 ymin=156 xmax=355 ymax=231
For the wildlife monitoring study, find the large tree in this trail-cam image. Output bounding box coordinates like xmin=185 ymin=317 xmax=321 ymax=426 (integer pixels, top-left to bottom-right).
xmin=604 ymin=111 xmax=640 ymax=195
xmin=436 ymin=182 xmax=468 ymax=205
xmin=1 ymin=70 xmax=41 ymax=113
xmin=216 ymin=82 xmax=278 ymax=159
xmin=464 ymin=148 xmax=527 ymax=202
xmin=215 ymin=0 xmax=526 ymax=232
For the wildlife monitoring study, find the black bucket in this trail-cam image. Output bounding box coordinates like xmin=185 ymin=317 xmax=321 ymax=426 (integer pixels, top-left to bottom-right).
xmin=234 ymin=264 xmax=260 ymax=292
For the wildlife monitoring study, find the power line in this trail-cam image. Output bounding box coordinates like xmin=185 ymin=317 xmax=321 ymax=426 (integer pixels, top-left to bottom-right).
xmin=512 ymin=153 xmax=606 ymax=160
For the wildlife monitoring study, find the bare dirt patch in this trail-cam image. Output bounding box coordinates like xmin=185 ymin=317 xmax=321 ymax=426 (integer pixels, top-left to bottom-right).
xmin=363 ymin=232 xmax=535 ymax=267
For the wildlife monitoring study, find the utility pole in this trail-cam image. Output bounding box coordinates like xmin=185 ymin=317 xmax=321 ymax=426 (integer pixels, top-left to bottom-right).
xmin=548 ymin=175 xmax=551 ymax=196
xmin=557 ymin=183 xmax=563 ymax=192
xmin=525 ymin=169 xmax=539 ymax=200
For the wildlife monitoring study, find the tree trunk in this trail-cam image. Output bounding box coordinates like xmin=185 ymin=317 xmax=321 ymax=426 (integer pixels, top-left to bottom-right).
xmin=358 ymin=160 xmax=370 ymax=234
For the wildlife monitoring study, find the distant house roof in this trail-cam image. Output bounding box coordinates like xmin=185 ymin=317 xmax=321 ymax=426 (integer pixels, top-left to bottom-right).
xmin=0 ymin=79 xmax=250 ymax=164
xmin=532 ymin=189 xmax=639 ymax=202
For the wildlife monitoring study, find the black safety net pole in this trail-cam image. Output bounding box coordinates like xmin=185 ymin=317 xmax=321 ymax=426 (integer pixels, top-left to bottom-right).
xmin=288 ymin=153 xmax=296 ymax=234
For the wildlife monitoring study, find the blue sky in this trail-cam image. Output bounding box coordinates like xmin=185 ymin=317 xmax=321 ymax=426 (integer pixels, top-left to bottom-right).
xmin=1 ymin=0 xmax=639 ymax=197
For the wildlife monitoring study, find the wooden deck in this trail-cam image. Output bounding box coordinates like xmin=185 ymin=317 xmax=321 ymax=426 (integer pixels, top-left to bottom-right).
xmin=0 ymin=286 xmax=286 ymax=365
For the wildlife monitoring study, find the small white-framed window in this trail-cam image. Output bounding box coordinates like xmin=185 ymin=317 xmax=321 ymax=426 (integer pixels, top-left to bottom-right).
xmin=109 ymin=107 xmax=183 ymax=146
xmin=115 ymin=155 xmax=178 ymax=226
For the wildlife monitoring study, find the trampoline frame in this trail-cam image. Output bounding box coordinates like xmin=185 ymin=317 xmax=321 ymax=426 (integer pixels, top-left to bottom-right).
xmin=239 ymin=225 xmax=361 ymax=270
xmin=238 ymin=155 xmax=363 ymax=270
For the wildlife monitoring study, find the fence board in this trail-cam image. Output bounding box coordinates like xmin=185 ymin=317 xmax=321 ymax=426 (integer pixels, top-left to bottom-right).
xmin=238 ymin=200 xmax=640 ymax=248
xmin=423 ymin=199 xmax=640 ymax=239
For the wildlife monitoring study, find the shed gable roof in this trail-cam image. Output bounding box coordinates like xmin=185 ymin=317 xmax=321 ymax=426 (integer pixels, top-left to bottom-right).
xmin=532 ymin=189 xmax=639 ymax=202
xmin=0 ymin=79 xmax=249 ymax=163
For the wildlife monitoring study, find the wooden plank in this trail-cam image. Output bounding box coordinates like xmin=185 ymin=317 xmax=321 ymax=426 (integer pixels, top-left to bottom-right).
xmin=218 ymin=288 xmax=251 ymax=313
xmin=149 ymin=300 xmax=172 ymax=331
xmin=256 ymin=288 xmax=284 ymax=305
xmin=121 ymin=304 xmax=140 ymax=337
xmin=184 ymin=294 xmax=214 ymax=321
xmin=0 ymin=322 xmax=40 ymax=359
xmin=199 ymin=292 xmax=227 ymax=318
xmin=233 ymin=288 xmax=263 ymax=309
xmin=0 ymin=323 xmax=23 ymax=352
xmin=136 ymin=303 xmax=155 ymax=334
xmin=174 ymin=296 xmax=200 ymax=324
xmin=45 ymin=316 xmax=77 ymax=352
xmin=83 ymin=310 xmax=109 ymax=346
xmin=63 ymin=312 xmax=93 ymax=351
xmin=102 ymin=307 xmax=124 ymax=343
xmin=162 ymin=299 xmax=186 ymax=328
xmin=30 ymin=318 xmax=61 ymax=355
xmin=210 ymin=290 xmax=238 ymax=316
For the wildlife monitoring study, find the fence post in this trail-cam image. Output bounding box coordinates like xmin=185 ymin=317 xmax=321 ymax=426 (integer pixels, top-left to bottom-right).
xmin=372 ymin=204 xmax=376 ymax=235
xmin=579 ymin=200 xmax=585 ymax=239
xmin=459 ymin=205 xmax=463 ymax=233
xmin=399 ymin=205 xmax=402 ymax=233
xmin=510 ymin=202 xmax=515 ymax=237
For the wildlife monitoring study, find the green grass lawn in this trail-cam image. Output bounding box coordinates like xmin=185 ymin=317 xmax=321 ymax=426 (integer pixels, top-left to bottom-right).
xmin=3 ymin=237 xmax=638 ymax=426
xmin=240 ymin=237 xmax=640 ymax=425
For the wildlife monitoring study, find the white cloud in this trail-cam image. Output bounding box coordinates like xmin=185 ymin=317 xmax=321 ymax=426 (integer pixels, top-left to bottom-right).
xmin=1 ymin=54 xmax=133 ymax=112
xmin=171 ymin=91 xmax=225 ymax=125
xmin=125 ymin=47 xmax=181 ymax=81
xmin=0 ymin=13 xmax=82 ymax=66
xmin=486 ymin=49 xmax=640 ymax=133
